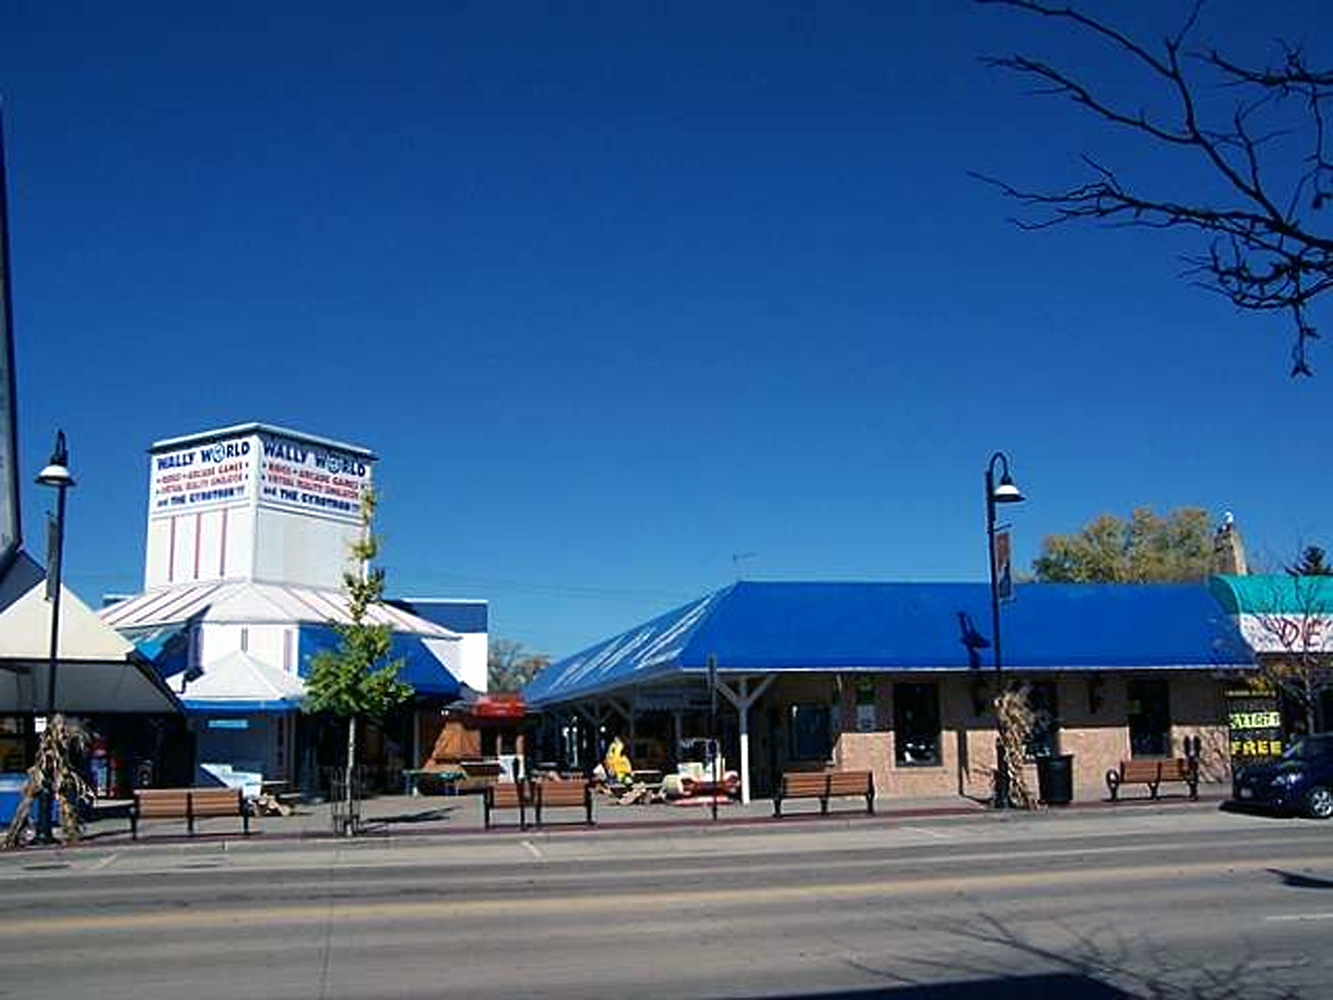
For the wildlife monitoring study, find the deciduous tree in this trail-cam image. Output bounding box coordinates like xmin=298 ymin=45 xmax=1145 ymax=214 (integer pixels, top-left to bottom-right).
xmin=977 ymin=0 xmax=1333 ymax=375
xmin=304 ymin=489 xmax=412 ymax=835
xmin=1033 ymin=507 xmax=1213 ymax=582
xmin=488 ymin=638 xmax=550 ymax=693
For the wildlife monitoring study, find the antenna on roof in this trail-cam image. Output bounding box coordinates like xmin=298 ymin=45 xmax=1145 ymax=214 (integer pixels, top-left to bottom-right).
xmin=732 ymin=552 xmax=758 ymax=580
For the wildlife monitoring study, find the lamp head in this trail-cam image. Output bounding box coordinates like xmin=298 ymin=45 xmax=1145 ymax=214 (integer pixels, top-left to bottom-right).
xmin=991 ymin=472 xmax=1024 ymax=504
xmin=35 ymin=430 xmax=75 ymax=489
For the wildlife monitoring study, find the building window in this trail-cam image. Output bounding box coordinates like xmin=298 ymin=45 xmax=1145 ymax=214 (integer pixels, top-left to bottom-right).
xmin=1024 ymin=681 xmax=1059 ymax=759
xmin=894 ymin=682 xmax=941 ymax=766
xmin=1128 ymin=678 xmax=1171 ymax=757
xmin=788 ymin=704 xmax=832 ymax=762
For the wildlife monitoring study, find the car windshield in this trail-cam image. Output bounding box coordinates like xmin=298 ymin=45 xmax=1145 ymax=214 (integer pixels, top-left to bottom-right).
xmin=1282 ymin=734 xmax=1333 ymax=761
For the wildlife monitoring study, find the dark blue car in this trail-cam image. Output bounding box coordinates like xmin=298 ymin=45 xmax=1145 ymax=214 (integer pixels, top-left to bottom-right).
xmin=1232 ymin=733 xmax=1333 ymax=819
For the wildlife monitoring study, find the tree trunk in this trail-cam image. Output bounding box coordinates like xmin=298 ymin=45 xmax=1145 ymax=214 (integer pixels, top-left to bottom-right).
xmin=345 ymin=714 xmax=358 ymax=838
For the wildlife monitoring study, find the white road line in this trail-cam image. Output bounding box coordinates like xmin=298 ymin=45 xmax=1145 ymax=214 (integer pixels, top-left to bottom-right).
xmin=87 ymin=853 xmax=119 ymax=871
xmin=898 ymin=826 xmax=952 ymax=839
xmin=1264 ymin=912 xmax=1333 ymax=922
xmin=522 ymin=840 xmax=543 ymax=860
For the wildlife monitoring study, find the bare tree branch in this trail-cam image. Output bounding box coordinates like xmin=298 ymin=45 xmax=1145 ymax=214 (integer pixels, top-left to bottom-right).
xmin=977 ymin=0 xmax=1333 ymax=375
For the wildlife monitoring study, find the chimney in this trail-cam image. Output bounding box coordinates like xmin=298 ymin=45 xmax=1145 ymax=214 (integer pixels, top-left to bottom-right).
xmin=1213 ymin=511 xmax=1249 ymax=575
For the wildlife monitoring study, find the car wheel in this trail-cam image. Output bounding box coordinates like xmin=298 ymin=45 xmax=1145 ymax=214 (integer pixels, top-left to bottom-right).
xmin=1305 ymin=786 xmax=1333 ymax=819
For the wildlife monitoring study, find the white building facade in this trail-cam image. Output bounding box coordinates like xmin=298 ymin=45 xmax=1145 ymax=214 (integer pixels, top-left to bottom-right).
xmin=102 ymin=423 xmax=487 ymax=794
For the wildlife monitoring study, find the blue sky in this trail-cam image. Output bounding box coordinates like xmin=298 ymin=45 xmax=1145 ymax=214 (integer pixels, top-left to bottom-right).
xmin=3 ymin=2 xmax=1331 ymax=659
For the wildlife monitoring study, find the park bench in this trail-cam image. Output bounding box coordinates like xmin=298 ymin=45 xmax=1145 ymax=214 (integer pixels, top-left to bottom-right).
xmin=483 ymin=780 xmax=595 ymax=830
xmin=773 ymin=769 xmax=875 ymax=818
xmin=1105 ymin=757 xmax=1199 ymax=802
xmin=533 ymin=779 xmax=594 ymax=828
xmin=483 ymin=781 xmax=530 ymax=830
xmin=132 ymin=787 xmax=252 ymax=839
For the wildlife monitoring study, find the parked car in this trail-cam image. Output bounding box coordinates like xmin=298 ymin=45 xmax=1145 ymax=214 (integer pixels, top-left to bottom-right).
xmin=1231 ymin=733 xmax=1333 ymax=818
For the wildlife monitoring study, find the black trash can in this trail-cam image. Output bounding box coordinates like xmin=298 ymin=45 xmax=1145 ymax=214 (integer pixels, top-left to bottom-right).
xmin=1036 ymin=754 xmax=1074 ymax=806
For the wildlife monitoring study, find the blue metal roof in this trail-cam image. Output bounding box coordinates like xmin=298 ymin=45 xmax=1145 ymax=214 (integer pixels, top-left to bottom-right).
xmin=123 ymin=622 xmax=194 ymax=680
xmin=524 ymin=581 xmax=1251 ymax=706
xmin=298 ymin=624 xmax=462 ymax=698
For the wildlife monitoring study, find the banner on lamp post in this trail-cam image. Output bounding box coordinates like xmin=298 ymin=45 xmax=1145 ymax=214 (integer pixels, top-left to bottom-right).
xmin=994 ymin=529 xmax=1013 ymax=602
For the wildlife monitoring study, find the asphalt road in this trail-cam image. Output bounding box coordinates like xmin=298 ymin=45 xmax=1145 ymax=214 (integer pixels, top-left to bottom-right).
xmin=0 ymin=806 xmax=1330 ymax=999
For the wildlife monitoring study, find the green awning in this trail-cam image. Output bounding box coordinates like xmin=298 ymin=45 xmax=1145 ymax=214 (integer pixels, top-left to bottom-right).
xmin=1210 ymin=574 xmax=1333 ymax=615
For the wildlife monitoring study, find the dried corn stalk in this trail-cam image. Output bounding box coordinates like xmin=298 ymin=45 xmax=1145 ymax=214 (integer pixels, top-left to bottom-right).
xmin=995 ymin=685 xmax=1037 ymax=810
xmin=3 ymin=715 xmax=92 ymax=849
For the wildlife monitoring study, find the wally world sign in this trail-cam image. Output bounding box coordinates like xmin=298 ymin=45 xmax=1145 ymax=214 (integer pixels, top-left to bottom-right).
xmin=258 ymin=433 xmax=372 ymax=523
xmin=151 ymin=438 xmax=256 ymax=512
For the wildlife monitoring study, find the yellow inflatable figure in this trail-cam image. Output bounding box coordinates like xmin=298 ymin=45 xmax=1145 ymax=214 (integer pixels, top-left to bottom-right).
xmin=603 ymin=737 xmax=633 ymax=783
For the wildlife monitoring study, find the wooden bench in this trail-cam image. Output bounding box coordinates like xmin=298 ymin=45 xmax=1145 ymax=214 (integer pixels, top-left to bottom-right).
xmin=132 ymin=787 xmax=252 ymax=839
xmin=483 ymin=782 xmax=530 ymax=830
xmin=773 ymin=770 xmax=875 ymax=817
xmin=1105 ymin=758 xmax=1199 ymax=802
xmin=485 ymin=784 xmax=594 ymax=832
xmin=483 ymin=781 xmax=595 ymax=829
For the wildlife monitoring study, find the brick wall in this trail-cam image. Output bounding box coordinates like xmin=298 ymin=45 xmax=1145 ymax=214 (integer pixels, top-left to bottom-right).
xmin=760 ymin=671 xmax=1231 ymax=803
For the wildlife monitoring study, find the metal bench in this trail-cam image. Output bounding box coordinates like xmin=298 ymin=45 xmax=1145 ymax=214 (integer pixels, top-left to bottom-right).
xmin=773 ymin=770 xmax=875 ymax=817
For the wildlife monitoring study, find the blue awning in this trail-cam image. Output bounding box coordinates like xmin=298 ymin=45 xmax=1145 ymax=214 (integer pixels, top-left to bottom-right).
xmin=122 ymin=621 xmax=194 ymax=680
xmin=525 ymin=581 xmax=1252 ymax=706
xmin=298 ymin=624 xmax=462 ymax=698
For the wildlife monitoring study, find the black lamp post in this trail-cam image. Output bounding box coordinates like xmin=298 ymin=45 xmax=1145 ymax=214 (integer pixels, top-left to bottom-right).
xmin=35 ymin=430 xmax=74 ymax=843
xmin=985 ymin=450 xmax=1024 ymax=809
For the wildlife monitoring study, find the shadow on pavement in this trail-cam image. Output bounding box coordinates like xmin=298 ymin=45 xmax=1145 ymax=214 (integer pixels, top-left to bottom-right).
xmin=727 ymin=973 xmax=1129 ymax=998
xmin=358 ymin=805 xmax=462 ymax=828
xmin=1267 ymin=867 xmax=1333 ymax=890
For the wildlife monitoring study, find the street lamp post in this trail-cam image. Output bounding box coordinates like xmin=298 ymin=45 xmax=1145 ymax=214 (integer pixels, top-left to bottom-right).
xmin=985 ymin=451 xmax=1024 ymax=809
xmin=35 ymin=430 xmax=74 ymax=844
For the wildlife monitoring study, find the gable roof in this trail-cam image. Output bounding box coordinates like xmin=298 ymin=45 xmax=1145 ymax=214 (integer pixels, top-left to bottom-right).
xmin=0 ymin=553 xmax=182 ymax=714
xmin=524 ymin=580 xmax=1250 ymax=706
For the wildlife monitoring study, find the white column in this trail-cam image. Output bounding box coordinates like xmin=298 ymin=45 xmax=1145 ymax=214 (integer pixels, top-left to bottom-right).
xmin=737 ymin=678 xmax=751 ymax=804
xmin=717 ymin=674 xmax=774 ymax=805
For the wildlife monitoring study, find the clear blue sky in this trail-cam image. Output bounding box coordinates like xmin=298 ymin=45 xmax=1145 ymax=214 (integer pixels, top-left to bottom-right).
xmin=3 ymin=2 xmax=1331 ymax=659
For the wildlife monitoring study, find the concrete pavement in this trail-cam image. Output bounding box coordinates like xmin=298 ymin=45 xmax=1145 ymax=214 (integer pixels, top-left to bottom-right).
xmin=37 ymin=781 xmax=1234 ymax=852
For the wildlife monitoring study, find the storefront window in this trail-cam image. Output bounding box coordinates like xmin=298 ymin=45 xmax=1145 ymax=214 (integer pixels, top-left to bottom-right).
xmin=1128 ymin=678 xmax=1171 ymax=757
xmin=1023 ymin=681 xmax=1059 ymax=759
xmin=0 ymin=716 xmax=25 ymax=772
xmin=788 ymin=704 xmax=832 ymax=762
xmin=893 ymin=683 xmax=940 ymax=766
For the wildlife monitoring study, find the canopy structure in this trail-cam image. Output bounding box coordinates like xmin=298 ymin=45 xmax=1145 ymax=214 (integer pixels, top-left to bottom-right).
xmin=526 ymin=580 xmax=1252 ymax=708
xmin=101 ymin=579 xmax=464 ymax=712
xmin=1210 ymin=574 xmax=1333 ymax=654
xmin=177 ymin=649 xmax=305 ymax=712
xmin=0 ymin=553 xmax=182 ymax=714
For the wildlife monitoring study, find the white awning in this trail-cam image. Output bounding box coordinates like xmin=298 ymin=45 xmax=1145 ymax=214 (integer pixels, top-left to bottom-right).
xmin=177 ymin=649 xmax=305 ymax=712
xmin=0 ymin=553 xmax=181 ymax=714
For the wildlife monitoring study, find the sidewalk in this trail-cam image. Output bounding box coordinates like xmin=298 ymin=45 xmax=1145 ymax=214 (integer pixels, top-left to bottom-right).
xmin=63 ymin=784 xmax=1229 ymax=849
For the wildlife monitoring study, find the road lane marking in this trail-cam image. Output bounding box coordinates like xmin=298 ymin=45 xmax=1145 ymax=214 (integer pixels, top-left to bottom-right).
xmin=522 ymin=840 xmax=543 ymax=859
xmin=1264 ymin=912 xmax=1333 ymax=922
xmin=899 ymin=827 xmax=952 ymax=839
xmin=0 ymin=855 xmax=1316 ymax=937
xmin=87 ymin=854 xmax=119 ymax=871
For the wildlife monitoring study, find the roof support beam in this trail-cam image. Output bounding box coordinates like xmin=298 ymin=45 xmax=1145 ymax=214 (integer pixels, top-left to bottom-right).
xmin=716 ymin=674 xmax=774 ymax=804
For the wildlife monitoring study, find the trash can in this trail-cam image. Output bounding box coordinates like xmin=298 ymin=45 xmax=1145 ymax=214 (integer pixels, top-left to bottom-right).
xmin=1036 ymin=754 xmax=1074 ymax=805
